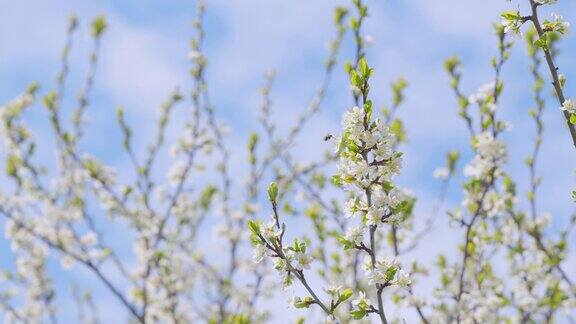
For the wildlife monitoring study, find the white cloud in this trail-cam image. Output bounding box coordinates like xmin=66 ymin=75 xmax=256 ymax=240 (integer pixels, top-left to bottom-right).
xmin=99 ymin=18 xmax=187 ymax=115
xmin=407 ymin=0 xmax=509 ymax=40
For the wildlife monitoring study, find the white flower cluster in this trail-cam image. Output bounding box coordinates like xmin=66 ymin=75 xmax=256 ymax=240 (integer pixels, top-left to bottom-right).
xmin=544 ymin=13 xmax=570 ymax=34
xmin=458 ymin=285 xmax=506 ymax=322
xmin=3 ymin=216 xmax=54 ymax=322
xmin=0 ymin=85 xmax=219 ymax=322
xmin=352 ymin=291 xmax=371 ymax=308
xmin=333 ymin=94 xmax=414 ymax=318
xmin=364 ymin=256 xmax=411 ymax=287
xmin=251 ymin=220 xmax=282 ymax=264
xmin=431 ymin=257 xmax=508 ymax=323
xmin=463 ymin=131 xmax=507 ymax=179
xmin=468 ymin=82 xmax=497 ymax=107
xmin=501 ymin=12 xmax=523 ymax=36
xmin=336 ymin=105 xmax=405 ymax=226
xmin=131 ymin=240 xmax=197 ymax=323
xmin=496 ymin=209 xmax=575 ymax=321
xmin=250 ymin=218 xmax=313 ymax=289
xmin=286 ymin=248 xmax=313 ymax=271
xmin=343 ymin=225 xmax=365 ymax=246
xmin=338 ymin=106 xmax=400 ymax=184
xmin=252 ymin=243 xmax=267 ymax=264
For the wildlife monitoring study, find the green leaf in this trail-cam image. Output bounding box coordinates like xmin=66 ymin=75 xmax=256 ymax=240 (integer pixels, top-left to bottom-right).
xmin=200 ymin=185 xmax=217 ymax=210
xmin=267 ymin=182 xmax=278 ymax=204
xmin=458 ymin=96 xmax=469 ymax=109
xmin=26 ymin=82 xmax=40 ymax=95
xmin=447 ymin=150 xmax=460 ymax=172
xmin=569 ymin=113 xmax=576 ymax=125
xmin=42 ymin=91 xmax=58 ymax=110
xmin=6 ymin=155 xmax=21 ymax=177
xmin=294 ymin=296 xmax=314 ymax=308
xmin=350 ymin=309 xmax=367 ymax=320
xmin=389 ymin=119 xmax=406 ymax=143
xmin=91 ymin=15 xmax=107 ymax=37
xmin=358 ymin=58 xmax=369 ymax=77
xmin=350 ymin=70 xmax=362 ymax=88
xmin=437 ymin=254 xmax=446 ymax=269
xmin=333 ymin=7 xmax=349 ymax=25
xmin=349 ymin=18 xmax=359 ymax=30
xmin=534 ymin=37 xmax=549 ymax=50
xmin=384 ymin=266 xmax=398 ymax=282
xmin=344 ymin=62 xmax=354 ymax=74
xmin=247 ymin=220 xmax=261 ymax=236
xmin=338 ymin=288 xmax=353 ymax=303
xmin=248 ymin=132 xmax=259 ymax=151
xmin=331 ymin=175 xmax=344 ymax=187
xmin=444 ymin=56 xmax=460 ymax=74
xmin=364 ymin=100 xmax=373 ymax=121
xmin=337 ymin=235 xmax=354 ymax=250
xmin=500 ymin=11 xmax=520 ymax=21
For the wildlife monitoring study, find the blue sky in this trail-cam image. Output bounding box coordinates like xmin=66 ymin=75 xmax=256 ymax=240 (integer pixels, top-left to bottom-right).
xmin=1 ymin=0 xmax=576 ymax=321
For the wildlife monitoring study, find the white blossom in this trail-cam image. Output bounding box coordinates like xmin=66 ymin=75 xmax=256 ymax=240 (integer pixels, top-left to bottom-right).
xmin=344 ymin=225 xmax=365 ymax=245
xmin=561 ymin=99 xmax=575 ymax=114
xmin=287 ymin=249 xmax=312 ymax=271
xmin=252 ymin=244 xmax=267 ymax=264
xmin=80 ymin=231 xmax=98 ymax=246
xmin=352 ymin=291 xmax=372 ymax=308
xmin=551 ymin=13 xmax=570 ymax=33
xmin=393 ymin=269 xmax=412 ymax=287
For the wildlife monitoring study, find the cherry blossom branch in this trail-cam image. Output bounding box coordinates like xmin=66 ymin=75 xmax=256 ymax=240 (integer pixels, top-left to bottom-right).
xmin=72 ymin=15 xmax=106 ymax=143
xmin=0 ymin=207 xmax=143 ymax=322
xmin=452 ymin=27 xmax=510 ymax=323
xmin=527 ymin=0 xmax=576 ymax=148
xmin=250 ymin=187 xmax=339 ymax=319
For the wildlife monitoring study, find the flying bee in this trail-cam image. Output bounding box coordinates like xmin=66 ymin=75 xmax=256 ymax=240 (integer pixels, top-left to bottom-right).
xmin=324 ymin=134 xmax=334 ymax=142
